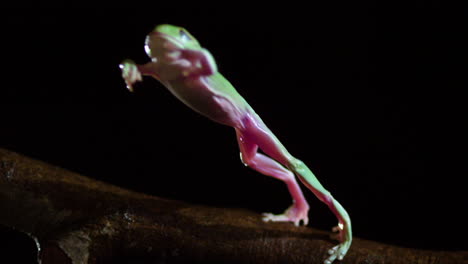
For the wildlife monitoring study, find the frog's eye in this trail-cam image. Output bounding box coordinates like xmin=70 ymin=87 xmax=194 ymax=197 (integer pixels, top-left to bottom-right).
xmin=179 ymin=30 xmax=191 ymax=41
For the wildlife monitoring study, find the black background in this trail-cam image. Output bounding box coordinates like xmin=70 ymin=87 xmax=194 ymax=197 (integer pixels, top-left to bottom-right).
xmin=1 ymin=3 xmax=466 ymax=262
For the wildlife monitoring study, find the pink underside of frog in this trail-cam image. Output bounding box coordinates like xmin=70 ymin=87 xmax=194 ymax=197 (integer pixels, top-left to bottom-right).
xmin=126 ymin=62 xmax=311 ymax=225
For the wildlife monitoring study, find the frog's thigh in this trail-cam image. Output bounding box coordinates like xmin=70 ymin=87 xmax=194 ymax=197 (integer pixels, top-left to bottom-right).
xmin=235 ymin=129 xmax=258 ymax=164
xmin=240 ymin=115 xmax=293 ymax=166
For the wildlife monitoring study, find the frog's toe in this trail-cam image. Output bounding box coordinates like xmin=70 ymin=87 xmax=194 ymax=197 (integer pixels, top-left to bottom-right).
xmin=324 ymin=242 xmax=350 ymax=264
xmin=262 ymin=212 xmax=289 ymax=223
xmin=119 ymin=59 xmax=142 ymax=92
xmin=261 ymin=204 xmax=309 ymax=226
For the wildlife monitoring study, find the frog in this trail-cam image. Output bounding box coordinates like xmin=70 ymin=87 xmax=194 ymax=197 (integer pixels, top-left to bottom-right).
xmin=120 ymin=24 xmax=352 ymax=263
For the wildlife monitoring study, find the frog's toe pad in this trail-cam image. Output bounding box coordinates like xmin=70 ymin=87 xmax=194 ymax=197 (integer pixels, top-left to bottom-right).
xmin=261 ymin=210 xmax=309 ymax=226
xmin=324 ymin=242 xmax=350 ymax=264
xmin=119 ymin=60 xmax=142 ymax=92
xmin=262 ymin=212 xmax=290 ymax=223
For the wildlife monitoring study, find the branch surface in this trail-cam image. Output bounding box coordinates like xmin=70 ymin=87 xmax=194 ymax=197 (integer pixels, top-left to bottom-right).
xmin=0 ymin=148 xmax=466 ymax=264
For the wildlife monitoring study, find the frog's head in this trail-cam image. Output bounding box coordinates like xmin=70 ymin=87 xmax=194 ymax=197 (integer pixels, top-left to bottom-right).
xmin=145 ymin=24 xmax=200 ymax=58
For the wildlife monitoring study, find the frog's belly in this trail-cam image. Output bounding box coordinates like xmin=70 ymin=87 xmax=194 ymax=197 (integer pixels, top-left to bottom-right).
xmin=165 ymin=79 xmax=244 ymax=126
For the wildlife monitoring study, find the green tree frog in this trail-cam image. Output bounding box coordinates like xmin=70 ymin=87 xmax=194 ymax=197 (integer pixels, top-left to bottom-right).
xmin=120 ymin=24 xmax=352 ymax=263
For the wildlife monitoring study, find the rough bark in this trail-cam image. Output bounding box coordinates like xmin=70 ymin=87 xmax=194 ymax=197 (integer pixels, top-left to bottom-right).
xmin=0 ymin=148 xmax=466 ymax=264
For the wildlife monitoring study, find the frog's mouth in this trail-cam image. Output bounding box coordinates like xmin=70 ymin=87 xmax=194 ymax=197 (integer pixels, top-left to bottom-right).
xmin=147 ymin=31 xmax=184 ymax=49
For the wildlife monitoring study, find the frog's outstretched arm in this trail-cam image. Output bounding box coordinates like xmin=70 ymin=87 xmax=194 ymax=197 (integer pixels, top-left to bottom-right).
xmin=119 ymin=60 xmax=156 ymax=91
xmin=120 ymin=48 xmax=216 ymax=91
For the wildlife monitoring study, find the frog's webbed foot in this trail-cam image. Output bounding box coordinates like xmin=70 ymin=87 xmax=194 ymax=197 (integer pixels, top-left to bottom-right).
xmin=119 ymin=59 xmax=142 ymax=92
xmin=262 ymin=203 xmax=309 ymax=227
xmin=324 ymin=224 xmax=352 ymax=264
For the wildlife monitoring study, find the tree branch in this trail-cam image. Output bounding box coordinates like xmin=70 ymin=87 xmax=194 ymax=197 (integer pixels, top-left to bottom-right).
xmin=0 ymin=148 xmax=466 ymax=264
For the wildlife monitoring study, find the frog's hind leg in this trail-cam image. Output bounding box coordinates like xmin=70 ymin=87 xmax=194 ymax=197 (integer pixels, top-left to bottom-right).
xmin=239 ymin=114 xmax=352 ymax=262
xmin=235 ymin=129 xmax=309 ymax=226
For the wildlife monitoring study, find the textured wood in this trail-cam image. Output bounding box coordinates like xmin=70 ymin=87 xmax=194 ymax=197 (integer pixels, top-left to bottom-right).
xmin=0 ymin=148 xmax=466 ymax=264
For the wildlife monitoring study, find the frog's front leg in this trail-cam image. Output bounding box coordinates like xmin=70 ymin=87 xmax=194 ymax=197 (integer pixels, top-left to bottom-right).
xmin=119 ymin=60 xmax=160 ymax=92
xmin=180 ymin=48 xmax=218 ymax=77
xmin=120 ymin=48 xmax=217 ymax=91
xmin=235 ymin=129 xmax=310 ymax=226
